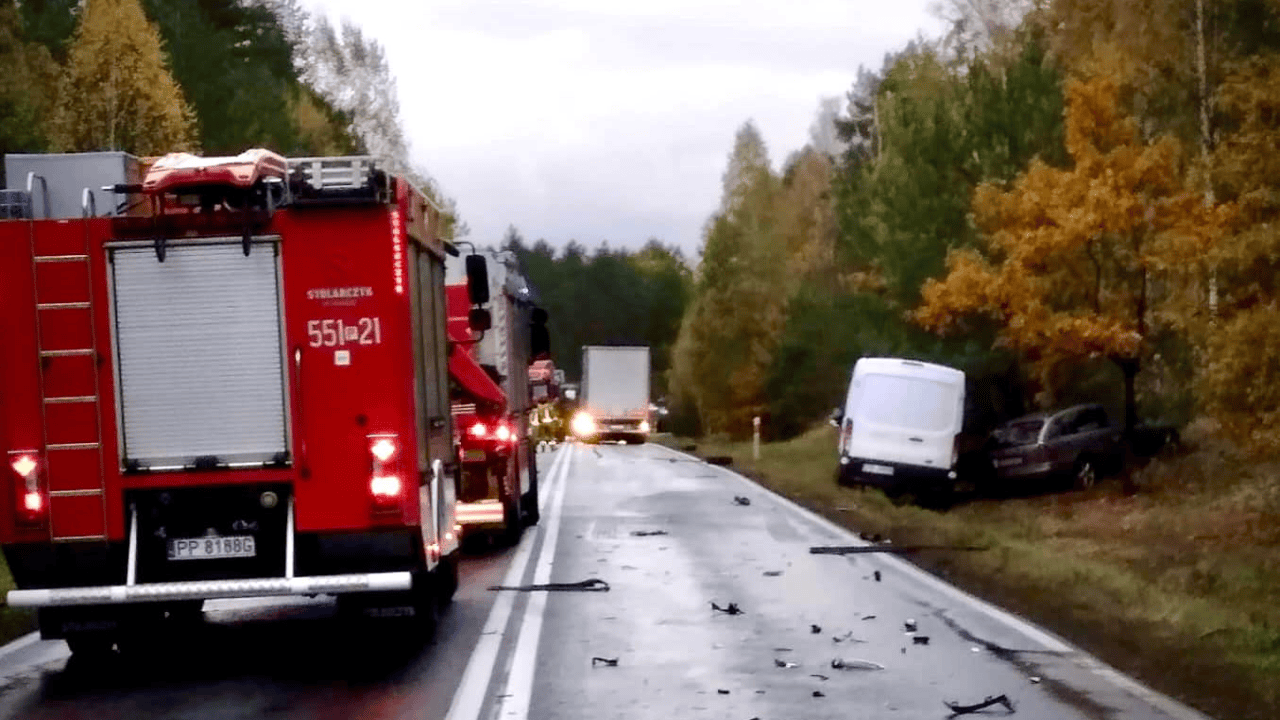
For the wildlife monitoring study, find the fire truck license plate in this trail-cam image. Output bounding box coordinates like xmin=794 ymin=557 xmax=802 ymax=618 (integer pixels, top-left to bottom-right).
xmin=168 ymin=536 xmax=256 ymax=561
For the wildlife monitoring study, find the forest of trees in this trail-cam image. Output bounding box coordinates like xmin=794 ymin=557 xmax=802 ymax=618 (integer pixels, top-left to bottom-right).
xmin=670 ymin=0 xmax=1280 ymax=448
xmin=0 ymin=0 xmax=459 ymax=227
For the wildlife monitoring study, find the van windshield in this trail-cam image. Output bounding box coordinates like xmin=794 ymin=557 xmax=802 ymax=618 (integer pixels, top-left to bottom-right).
xmin=856 ymin=373 xmax=959 ymax=432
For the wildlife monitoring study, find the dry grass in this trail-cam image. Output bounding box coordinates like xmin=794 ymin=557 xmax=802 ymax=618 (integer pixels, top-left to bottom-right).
xmin=658 ymin=423 xmax=1280 ymax=720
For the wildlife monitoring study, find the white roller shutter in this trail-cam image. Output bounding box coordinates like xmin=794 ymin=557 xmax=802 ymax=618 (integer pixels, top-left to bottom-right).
xmin=111 ymin=240 xmax=289 ymax=469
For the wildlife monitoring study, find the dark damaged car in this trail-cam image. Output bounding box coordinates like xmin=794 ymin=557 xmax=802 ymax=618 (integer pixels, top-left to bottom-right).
xmin=988 ymin=404 xmax=1124 ymax=491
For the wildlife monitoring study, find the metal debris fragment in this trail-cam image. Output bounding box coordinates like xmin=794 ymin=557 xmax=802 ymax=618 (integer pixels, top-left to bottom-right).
xmin=944 ymin=694 xmax=1015 ymax=716
xmin=774 ymin=659 xmax=798 ymax=668
xmin=904 ymin=619 xmax=917 ymax=632
xmin=591 ymin=657 xmax=619 ymax=667
xmin=862 ymin=615 xmax=877 ymax=621
xmin=733 ymin=495 xmax=751 ymax=506
xmin=763 ymin=570 xmax=783 ymax=577
xmin=1029 ymin=677 xmax=1041 ymax=684
xmin=831 ymin=658 xmax=885 ymax=671
xmin=813 ymin=690 xmax=825 ymax=698
xmin=630 ymin=529 xmax=668 ymax=537
xmin=810 ymin=674 xmax=829 ymax=681
xmin=913 ymin=636 xmax=930 ymax=645
xmin=488 ymin=578 xmax=611 ymax=592
xmin=874 ymin=570 xmax=882 ymax=582
xmin=717 ymin=689 xmax=730 ymax=695
xmin=711 ymin=601 xmax=744 ymax=615
xmin=811 ymin=624 xmax=822 ymax=634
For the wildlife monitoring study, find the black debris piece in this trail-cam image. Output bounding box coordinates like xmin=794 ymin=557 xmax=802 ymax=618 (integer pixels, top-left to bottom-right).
xmin=774 ymin=659 xmax=798 ymax=668
xmin=763 ymin=570 xmax=783 ymax=577
xmin=811 ymin=544 xmax=987 ymax=555
xmin=810 ymin=674 xmax=829 ymax=681
xmin=944 ymin=694 xmax=1015 ymax=716
xmin=813 ymin=691 xmax=826 ymax=698
xmin=831 ymin=658 xmax=885 ymax=671
xmin=733 ymin=495 xmax=751 ymax=506
xmin=862 ymin=615 xmax=877 ymax=621
xmin=904 ymin=619 xmax=918 ymax=632
xmin=591 ymin=656 xmax=619 ymax=667
xmin=630 ymin=530 xmax=669 ymax=537
xmin=488 ymin=578 xmax=610 ymax=592
xmin=717 ymin=689 xmax=730 ymax=695
xmin=913 ymin=636 xmax=930 ymax=645
xmin=811 ymin=624 xmax=822 ymax=634
xmin=711 ymin=601 xmax=744 ymax=615
xmin=873 ymin=570 xmax=882 ymax=582
xmin=706 ymin=455 xmax=733 ymax=466
xmin=774 ymin=647 xmax=793 ymax=652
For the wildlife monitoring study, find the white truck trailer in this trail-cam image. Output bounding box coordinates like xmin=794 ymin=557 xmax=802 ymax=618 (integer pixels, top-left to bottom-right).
xmin=572 ymin=346 xmax=651 ymax=444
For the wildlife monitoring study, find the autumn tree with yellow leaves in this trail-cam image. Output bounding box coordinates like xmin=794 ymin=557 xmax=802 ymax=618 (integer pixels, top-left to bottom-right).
xmin=47 ymin=0 xmax=196 ymax=154
xmin=915 ymin=75 xmax=1232 ymax=432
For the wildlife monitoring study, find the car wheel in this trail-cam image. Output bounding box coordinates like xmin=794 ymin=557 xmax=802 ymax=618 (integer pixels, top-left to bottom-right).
xmin=1073 ymin=458 xmax=1097 ymax=490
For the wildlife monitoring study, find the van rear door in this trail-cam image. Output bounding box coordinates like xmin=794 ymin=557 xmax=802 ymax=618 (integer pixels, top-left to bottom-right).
xmin=846 ymin=372 xmax=962 ymax=470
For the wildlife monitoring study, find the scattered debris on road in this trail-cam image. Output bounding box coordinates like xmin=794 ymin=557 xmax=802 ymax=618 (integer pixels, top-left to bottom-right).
xmin=630 ymin=529 xmax=669 ymax=537
xmin=1029 ymin=677 xmax=1041 ymax=684
xmin=913 ymin=636 xmax=931 ymax=645
xmin=733 ymin=495 xmax=751 ymax=506
xmin=832 ymin=630 xmax=866 ymax=644
xmin=831 ymin=658 xmax=885 ymax=671
xmin=862 ymin=615 xmax=877 ymax=621
xmin=904 ymin=619 xmax=918 ymax=632
xmin=773 ymin=647 xmax=793 ymax=652
xmin=944 ymin=694 xmax=1015 ymax=716
xmin=591 ymin=656 xmax=619 ymax=667
xmin=811 ymin=544 xmax=988 ymax=555
xmin=874 ymin=571 xmax=882 ymax=582
xmin=717 ymin=689 xmax=730 ymax=695
xmin=711 ymin=601 xmax=744 ymax=615
xmin=810 ymin=674 xmax=829 ymax=681
xmin=488 ymin=578 xmax=611 ymax=592
xmin=762 ymin=570 xmax=783 ymax=577
xmin=774 ymin=659 xmax=798 ymax=668
xmin=811 ymin=624 xmax=822 ymax=634
xmin=813 ymin=690 xmax=826 ymax=698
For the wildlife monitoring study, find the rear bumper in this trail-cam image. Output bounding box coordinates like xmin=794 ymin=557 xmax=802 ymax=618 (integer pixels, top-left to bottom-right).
xmin=456 ymin=500 xmax=507 ymax=527
xmin=7 ymin=571 xmax=411 ymax=608
xmin=838 ymin=456 xmax=953 ymax=493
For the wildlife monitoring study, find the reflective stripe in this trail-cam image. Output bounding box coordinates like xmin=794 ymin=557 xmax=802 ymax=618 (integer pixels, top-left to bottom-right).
xmin=456 ymin=501 xmax=506 ymax=524
xmin=6 ymin=571 xmax=412 ymax=607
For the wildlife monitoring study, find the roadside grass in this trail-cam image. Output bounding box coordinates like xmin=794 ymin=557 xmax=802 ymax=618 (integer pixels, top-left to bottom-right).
xmin=656 ymin=424 xmax=1280 ymax=720
xmin=0 ymin=554 xmax=36 ymax=646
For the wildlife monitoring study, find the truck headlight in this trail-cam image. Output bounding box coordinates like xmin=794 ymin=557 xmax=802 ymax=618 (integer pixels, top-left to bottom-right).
xmin=639 ymin=420 xmax=650 ymax=433
xmin=571 ymin=411 xmax=596 ymax=437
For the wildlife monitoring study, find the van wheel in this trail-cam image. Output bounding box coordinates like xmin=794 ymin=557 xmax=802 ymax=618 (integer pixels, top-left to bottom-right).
xmin=1073 ymin=458 xmax=1097 ymax=490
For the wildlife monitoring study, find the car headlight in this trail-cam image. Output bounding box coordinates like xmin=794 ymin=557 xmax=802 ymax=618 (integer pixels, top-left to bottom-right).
xmin=571 ymin=411 xmax=596 ymax=437
xmin=639 ymin=420 xmax=650 ymax=433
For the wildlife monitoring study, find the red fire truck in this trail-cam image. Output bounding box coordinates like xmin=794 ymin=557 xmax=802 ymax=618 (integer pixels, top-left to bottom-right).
xmin=446 ymin=263 xmax=546 ymax=543
xmin=0 ymin=150 xmax=476 ymax=653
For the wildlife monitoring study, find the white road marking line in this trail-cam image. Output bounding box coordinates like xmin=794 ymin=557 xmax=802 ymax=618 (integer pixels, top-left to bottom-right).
xmin=0 ymin=632 xmax=43 ymax=663
xmin=444 ymin=444 xmax=572 ymax=720
xmin=649 ymin=442 xmax=1214 ymax=720
xmin=494 ymin=437 xmax=575 ymax=720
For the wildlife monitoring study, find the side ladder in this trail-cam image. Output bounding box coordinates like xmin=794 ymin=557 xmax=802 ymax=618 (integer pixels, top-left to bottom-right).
xmin=28 ymin=193 xmax=109 ymax=542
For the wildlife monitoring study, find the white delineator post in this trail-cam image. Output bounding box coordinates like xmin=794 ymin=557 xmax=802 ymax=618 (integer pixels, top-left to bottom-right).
xmin=752 ymin=416 xmax=761 ymax=461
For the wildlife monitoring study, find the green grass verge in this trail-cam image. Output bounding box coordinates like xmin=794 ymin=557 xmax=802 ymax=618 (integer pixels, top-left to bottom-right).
xmin=657 ymin=426 xmax=1280 ymax=720
xmin=0 ymin=553 xmax=37 ymax=646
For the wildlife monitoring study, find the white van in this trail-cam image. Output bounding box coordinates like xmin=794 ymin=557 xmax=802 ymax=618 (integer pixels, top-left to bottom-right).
xmin=836 ymin=357 xmax=966 ymax=496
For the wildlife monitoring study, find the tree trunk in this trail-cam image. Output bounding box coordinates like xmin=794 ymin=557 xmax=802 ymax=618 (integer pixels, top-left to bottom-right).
xmin=1118 ymin=358 xmax=1139 ymax=437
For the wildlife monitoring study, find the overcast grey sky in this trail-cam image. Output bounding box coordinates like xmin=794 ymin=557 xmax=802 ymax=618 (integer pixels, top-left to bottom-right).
xmin=301 ymin=0 xmax=945 ymax=255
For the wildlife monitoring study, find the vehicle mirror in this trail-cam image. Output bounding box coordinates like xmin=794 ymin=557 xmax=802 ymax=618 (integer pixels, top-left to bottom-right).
xmin=530 ymin=307 xmax=549 ymax=360
xmin=468 ymin=307 xmax=491 ymax=332
xmin=465 ymin=254 xmax=489 ymax=305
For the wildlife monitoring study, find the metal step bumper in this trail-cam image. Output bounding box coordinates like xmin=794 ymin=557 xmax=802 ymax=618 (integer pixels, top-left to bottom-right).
xmin=7 ymin=571 xmax=412 ymax=608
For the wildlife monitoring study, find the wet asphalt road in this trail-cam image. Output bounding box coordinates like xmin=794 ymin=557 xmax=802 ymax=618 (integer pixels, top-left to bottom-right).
xmin=0 ymin=443 xmax=1210 ymax=720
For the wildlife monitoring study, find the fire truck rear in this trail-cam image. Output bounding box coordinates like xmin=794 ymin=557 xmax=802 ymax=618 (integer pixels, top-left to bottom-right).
xmin=0 ymin=151 xmax=468 ymax=653
xmin=446 ymin=254 xmax=547 ymax=542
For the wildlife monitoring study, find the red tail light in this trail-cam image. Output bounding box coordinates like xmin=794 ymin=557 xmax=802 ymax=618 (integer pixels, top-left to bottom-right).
xmin=367 ymin=434 xmax=402 ymax=510
xmin=469 ymin=423 xmax=488 ymax=438
xmin=10 ymin=452 xmax=45 ymax=525
xmin=495 ymin=424 xmax=512 ymax=442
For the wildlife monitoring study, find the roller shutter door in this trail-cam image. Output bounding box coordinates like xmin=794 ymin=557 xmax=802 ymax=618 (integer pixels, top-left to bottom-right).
xmin=110 ymin=241 xmax=288 ymax=469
